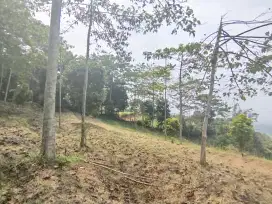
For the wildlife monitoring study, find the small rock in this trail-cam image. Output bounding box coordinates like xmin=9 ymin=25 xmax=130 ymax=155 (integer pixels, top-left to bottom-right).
xmin=70 ymin=171 xmax=76 ymax=175
xmin=185 ymin=191 xmax=195 ymax=198
xmin=221 ymin=180 xmax=228 ymax=185
xmin=42 ymin=174 xmax=51 ymax=180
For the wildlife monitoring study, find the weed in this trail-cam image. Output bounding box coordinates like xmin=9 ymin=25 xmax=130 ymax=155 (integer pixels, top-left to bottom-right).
xmin=56 ymin=155 xmax=84 ymax=166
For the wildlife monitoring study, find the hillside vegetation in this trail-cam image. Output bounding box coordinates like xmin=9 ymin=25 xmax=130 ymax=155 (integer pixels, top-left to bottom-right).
xmin=1 ymin=104 xmax=272 ymax=204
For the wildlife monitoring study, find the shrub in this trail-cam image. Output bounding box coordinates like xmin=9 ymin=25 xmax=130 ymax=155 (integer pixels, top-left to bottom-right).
xmin=183 ymin=122 xmax=201 ymax=141
xmin=214 ymin=134 xmax=233 ymax=149
xmin=142 ymin=117 xmax=152 ymax=128
xmin=165 ymin=118 xmax=180 ymax=136
xmin=136 ymin=120 xmax=144 ymax=126
xmin=229 ymin=114 xmax=254 ymax=152
xmin=119 ymin=112 xmax=134 ymax=117
xmin=12 ymin=84 xmax=32 ymax=105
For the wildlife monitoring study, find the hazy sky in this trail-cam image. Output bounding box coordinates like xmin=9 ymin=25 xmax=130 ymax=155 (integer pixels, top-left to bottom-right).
xmin=36 ymin=0 xmax=272 ymax=125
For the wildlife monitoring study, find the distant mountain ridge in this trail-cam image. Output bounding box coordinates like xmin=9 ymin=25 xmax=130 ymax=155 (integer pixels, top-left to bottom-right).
xmin=254 ymin=123 xmax=272 ymax=136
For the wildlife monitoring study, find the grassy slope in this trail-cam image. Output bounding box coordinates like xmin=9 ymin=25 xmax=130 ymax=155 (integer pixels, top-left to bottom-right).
xmin=0 ymin=104 xmax=272 ymax=204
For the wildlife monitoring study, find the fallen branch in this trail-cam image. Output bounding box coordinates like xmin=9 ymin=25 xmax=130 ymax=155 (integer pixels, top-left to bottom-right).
xmin=88 ymin=160 xmax=156 ymax=186
xmin=123 ymin=175 xmax=155 ymax=186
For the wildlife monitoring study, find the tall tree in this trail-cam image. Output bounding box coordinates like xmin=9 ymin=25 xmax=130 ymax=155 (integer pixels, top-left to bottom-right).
xmin=4 ymin=68 xmax=12 ymax=102
xmin=0 ymin=46 xmax=3 ymax=95
xmin=66 ymin=0 xmax=199 ymax=147
xmin=41 ymin=0 xmax=62 ymax=161
xmin=80 ymin=0 xmax=94 ymax=148
xmin=200 ymin=14 xmax=272 ymax=165
xmin=144 ymin=43 xmax=208 ymax=139
xmin=200 ymin=19 xmax=222 ymax=165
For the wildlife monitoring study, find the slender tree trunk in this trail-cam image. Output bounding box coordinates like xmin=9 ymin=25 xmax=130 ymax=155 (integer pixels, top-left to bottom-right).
xmin=0 ymin=63 xmax=4 ymax=96
xmin=41 ymin=0 xmax=62 ymax=161
xmin=0 ymin=44 xmax=3 ymax=96
xmin=59 ymin=42 xmax=63 ymax=128
xmin=59 ymin=73 xmax=62 ymax=128
xmin=164 ymin=59 xmax=167 ymax=137
xmin=81 ymin=0 xmax=94 ymax=148
xmin=200 ymin=19 xmax=222 ymax=165
xmin=109 ymin=75 xmax=113 ymax=102
xmin=4 ymin=68 xmax=12 ymax=103
xmin=151 ymin=65 xmax=155 ymax=128
xmin=179 ymin=59 xmax=183 ymax=141
xmin=152 ymin=86 xmax=155 ymax=128
xmin=164 ymin=77 xmax=167 ymax=137
xmin=134 ymin=89 xmax=137 ymax=128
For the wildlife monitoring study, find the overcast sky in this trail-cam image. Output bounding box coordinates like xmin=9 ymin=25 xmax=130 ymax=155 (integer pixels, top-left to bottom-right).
xmin=36 ymin=0 xmax=272 ymax=125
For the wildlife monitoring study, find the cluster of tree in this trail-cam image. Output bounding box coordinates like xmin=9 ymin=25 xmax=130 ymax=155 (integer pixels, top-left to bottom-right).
xmin=1 ymin=0 xmax=272 ymax=165
xmin=60 ymin=54 xmax=129 ymax=117
xmin=133 ymin=98 xmax=272 ymax=160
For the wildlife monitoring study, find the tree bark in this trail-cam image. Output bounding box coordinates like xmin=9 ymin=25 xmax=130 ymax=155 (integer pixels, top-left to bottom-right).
xmin=151 ymin=66 xmax=155 ymax=128
xmin=164 ymin=77 xmax=167 ymax=137
xmin=134 ymin=89 xmax=137 ymax=128
xmin=152 ymin=85 xmax=155 ymax=128
xmin=179 ymin=58 xmax=183 ymax=141
xmin=41 ymin=0 xmax=62 ymax=161
xmin=81 ymin=0 xmax=94 ymax=148
xmin=164 ymin=59 xmax=167 ymax=137
xmin=58 ymin=42 xmax=63 ymax=128
xmin=59 ymin=71 xmax=62 ymax=128
xmin=200 ymin=19 xmax=222 ymax=165
xmin=0 ymin=63 xmax=4 ymax=96
xmin=109 ymin=75 xmax=113 ymax=102
xmin=0 ymin=45 xmax=3 ymax=96
xmin=4 ymin=68 xmax=12 ymax=103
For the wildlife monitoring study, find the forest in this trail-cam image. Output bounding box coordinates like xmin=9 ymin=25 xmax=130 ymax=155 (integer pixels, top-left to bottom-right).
xmin=1 ymin=0 xmax=272 ymax=203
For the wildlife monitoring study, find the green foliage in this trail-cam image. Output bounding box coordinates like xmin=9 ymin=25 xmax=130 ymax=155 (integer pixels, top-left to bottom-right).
xmin=229 ymin=114 xmax=254 ymax=152
xmin=136 ymin=116 xmax=152 ymax=128
xmin=155 ymin=98 xmax=170 ymax=128
xmin=104 ymin=82 xmax=128 ymax=115
xmin=140 ymin=100 xmax=154 ymax=119
xmin=64 ymin=61 xmax=105 ymax=115
xmin=182 ymin=119 xmax=202 ymax=141
xmin=12 ymin=84 xmax=32 ymax=105
xmin=253 ymin=132 xmax=272 ymax=160
xmin=67 ymin=0 xmax=199 ymax=59
xmin=165 ymin=118 xmax=180 ymax=136
xmin=118 ymin=112 xmax=134 ymax=118
xmin=213 ymin=135 xmax=233 ymax=149
xmin=56 ymin=155 xmax=83 ymax=166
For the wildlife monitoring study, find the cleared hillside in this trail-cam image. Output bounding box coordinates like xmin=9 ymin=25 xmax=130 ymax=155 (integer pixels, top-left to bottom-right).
xmin=0 ymin=104 xmax=272 ymax=204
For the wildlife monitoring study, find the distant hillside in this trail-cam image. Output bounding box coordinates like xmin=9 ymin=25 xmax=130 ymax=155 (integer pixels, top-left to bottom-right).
xmin=255 ymin=123 xmax=272 ymax=136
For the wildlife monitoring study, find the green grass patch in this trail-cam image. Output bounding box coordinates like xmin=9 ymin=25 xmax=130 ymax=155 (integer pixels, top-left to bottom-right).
xmin=118 ymin=111 xmax=135 ymax=117
xmin=56 ymin=155 xmax=84 ymax=166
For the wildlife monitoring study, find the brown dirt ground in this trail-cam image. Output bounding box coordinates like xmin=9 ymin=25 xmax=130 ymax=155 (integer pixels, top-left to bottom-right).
xmin=0 ymin=104 xmax=272 ymax=204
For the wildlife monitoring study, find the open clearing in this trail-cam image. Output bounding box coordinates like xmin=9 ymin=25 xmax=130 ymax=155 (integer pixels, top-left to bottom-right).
xmin=0 ymin=104 xmax=272 ymax=204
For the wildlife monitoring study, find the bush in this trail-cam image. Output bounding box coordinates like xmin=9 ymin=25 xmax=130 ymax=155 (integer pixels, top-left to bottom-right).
xmin=136 ymin=120 xmax=144 ymax=126
xmin=12 ymin=84 xmax=32 ymax=105
xmin=229 ymin=114 xmax=254 ymax=152
xmin=165 ymin=118 xmax=180 ymax=136
xmin=136 ymin=117 xmax=152 ymax=128
xmin=214 ymin=134 xmax=233 ymax=149
xmin=143 ymin=117 xmax=152 ymax=128
xmin=183 ymin=122 xmax=201 ymax=141
xmin=119 ymin=112 xmax=134 ymax=118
